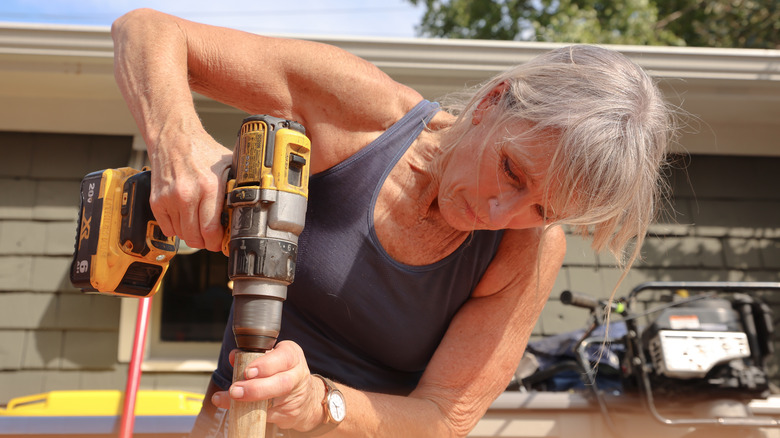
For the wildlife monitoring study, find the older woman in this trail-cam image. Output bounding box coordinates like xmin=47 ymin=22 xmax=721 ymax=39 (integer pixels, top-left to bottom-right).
xmin=112 ymin=8 xmax=673 ymax=437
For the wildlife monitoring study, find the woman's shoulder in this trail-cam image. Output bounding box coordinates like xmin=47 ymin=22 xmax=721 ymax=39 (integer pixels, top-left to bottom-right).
xmin=501 ymin=226 xmax=566 ymax=257
xmin=471 ymin=226 xmax=566 ymax=298
xmin=307 ymin=88 xmax=427 ymax=173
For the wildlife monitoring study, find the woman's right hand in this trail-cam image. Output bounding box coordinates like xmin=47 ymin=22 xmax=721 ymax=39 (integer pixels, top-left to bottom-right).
xmin=148 ymin=126 xmax=233 ymax=253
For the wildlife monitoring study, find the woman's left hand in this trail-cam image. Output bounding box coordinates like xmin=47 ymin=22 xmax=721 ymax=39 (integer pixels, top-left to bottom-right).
xmin=211 ymin=341 xmax=324 ymax=431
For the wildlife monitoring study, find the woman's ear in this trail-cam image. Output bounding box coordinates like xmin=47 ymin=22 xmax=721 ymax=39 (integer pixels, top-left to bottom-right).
xmin=472 ymin=81 xmax=510 ymax=126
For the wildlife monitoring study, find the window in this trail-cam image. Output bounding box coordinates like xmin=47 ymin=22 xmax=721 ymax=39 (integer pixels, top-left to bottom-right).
xmin=159 ymin=250 xmax=233 ymax=343
xmin=118 ymin=250 xmax=233 ymax=371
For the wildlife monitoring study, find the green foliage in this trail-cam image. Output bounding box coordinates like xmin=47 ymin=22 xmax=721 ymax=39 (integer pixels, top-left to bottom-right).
xmin=408 ymin=0 xmax=779 ymax=48
xmin=409 ymin=0 xmax=536 ymax=40
xmin=655 ymin=0 xmax=779 ymax=49
xmin=534 ymin=0 xmax=683 ymax=45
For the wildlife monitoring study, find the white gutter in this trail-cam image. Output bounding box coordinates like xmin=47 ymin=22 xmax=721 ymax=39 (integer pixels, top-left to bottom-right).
xmin=1 ymin=22 xmax=778 ymax=82
xmin=0 ymin=22 xmax=113 ymax=58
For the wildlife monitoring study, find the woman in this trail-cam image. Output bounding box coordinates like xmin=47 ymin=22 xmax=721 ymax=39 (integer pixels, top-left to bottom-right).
xmin=112 ymin=9 xmax=673 ymax=437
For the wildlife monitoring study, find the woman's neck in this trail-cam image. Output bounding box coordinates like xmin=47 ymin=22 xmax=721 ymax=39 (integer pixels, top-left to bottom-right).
xmin=376 ymin=114 xmax=473 ymax=265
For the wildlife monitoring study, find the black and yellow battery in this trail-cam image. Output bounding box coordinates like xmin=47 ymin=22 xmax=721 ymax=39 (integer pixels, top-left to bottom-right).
xmin=70 ymin=168 xmax=178 ymax=297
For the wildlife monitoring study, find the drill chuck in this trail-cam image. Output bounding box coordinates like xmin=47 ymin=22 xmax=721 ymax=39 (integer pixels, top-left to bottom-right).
xmin=233 ymin=290 xmax=284 ymax=352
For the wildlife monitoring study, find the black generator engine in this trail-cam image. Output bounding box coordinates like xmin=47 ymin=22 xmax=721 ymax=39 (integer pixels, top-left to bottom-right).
xmin=636 ymin=292 xmax=774 ymax=400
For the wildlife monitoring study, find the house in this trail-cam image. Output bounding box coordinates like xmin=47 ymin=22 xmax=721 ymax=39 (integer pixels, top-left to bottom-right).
xmin=0 ymin=21 xmax=779 ymax=435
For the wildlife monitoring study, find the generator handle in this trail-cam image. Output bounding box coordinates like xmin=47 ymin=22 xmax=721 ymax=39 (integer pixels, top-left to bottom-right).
xmin=628 ymin=281 xmax=780 ymax=302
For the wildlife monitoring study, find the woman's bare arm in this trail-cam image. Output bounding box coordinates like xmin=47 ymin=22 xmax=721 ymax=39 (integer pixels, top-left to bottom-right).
xmin=111 ymin=8 xmax=420 ymax=250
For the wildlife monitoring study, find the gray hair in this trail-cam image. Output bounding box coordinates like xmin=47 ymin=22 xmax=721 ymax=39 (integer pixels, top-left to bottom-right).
xmin=441 ymin=45 xmax=677 ymax=268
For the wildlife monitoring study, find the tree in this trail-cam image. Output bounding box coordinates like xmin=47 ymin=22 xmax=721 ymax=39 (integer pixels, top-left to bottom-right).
xmin=655 ymin=0 xmax=778 ymax=48
xmin=533 ymin=0 xmax=683 ymax=45
xmin=406 ymin=0 xmax=536 ymax=40
xmin=408 ymin=0 xmax=779 ymax=48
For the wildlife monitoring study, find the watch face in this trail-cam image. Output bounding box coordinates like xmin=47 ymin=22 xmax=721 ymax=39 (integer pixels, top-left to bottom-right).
xmin=327 ymin=391 xmax=346 ymax=423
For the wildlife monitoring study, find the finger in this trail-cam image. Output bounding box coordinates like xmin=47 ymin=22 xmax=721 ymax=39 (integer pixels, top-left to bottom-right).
xmin=227 ymin=342 xmax=301 ymax=379
xmin=211 ymin=390 xmax=231 ymax=409
xmin=199 ymin=177 xmax=226 ymax=253
xmin=151 ymin=203 xmax=175 ymax=239
xmin=149 ymin=167 xmax=180 ymax=239
xmin=203 ymin=157 xmax=233 ymax=252
xmin=166 ymin=208 xmax=182 ymax=238
xmin=229 ymin=366 xmax=300 ymax=402
xmin=181 ymin=210 xmax=206 ymax=249
xmin=171 ymin=187 xmax=205 ymax=249
xmin=230 ymin=343 xmax=308 ymax=402
xmin=245 ymin=341 xmax=305 ymax=379
xmin=172 ymin=209 xmax=207 ymax=250
xmin=149 ymin=186 xmax=176 ymax=239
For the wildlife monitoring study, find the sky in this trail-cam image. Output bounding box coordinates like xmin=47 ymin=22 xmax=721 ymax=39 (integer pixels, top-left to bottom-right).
xmin=0 ymin=0 xmax=426 ymax=38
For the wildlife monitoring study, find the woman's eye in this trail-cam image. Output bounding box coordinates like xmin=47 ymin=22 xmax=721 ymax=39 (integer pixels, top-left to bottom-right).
xmin=535 ymin=204 xmax=547 ymax=220
xmin=502 ymin=156 xmax=522 ymax=184
xmin=536 ymin=204 xmax=558 ymax=222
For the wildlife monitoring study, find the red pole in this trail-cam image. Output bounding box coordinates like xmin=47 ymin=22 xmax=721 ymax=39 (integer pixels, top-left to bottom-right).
xmin=119 ymin=296 xmax=152 ymax=438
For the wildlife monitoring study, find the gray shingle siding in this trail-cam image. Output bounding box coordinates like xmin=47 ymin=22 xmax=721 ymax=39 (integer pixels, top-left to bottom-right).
xmin=0 ymin=132 xmax=131 ymax=402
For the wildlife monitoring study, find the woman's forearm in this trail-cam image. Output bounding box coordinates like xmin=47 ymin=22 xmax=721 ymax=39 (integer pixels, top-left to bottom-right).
xmin=111 ymin=8 xmax=204 ymax=152
xmin=324 ymin=385 xmax=456 ymax=438
xmin=111 ymin=9 xmax=233 ymax=251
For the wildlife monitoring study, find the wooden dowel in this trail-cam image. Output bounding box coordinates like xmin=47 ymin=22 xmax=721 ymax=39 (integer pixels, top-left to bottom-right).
xmin=229 ymin=350 xmax=267 ymax=438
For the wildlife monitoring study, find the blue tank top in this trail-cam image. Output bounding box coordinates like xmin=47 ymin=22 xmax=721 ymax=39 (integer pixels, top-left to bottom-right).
xmin=213 ymin=100 xmax=505 ymax=395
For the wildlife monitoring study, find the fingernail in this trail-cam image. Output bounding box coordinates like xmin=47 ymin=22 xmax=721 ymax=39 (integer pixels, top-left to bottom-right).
xmin=212 ymin=393 xmax=221 ymax=405
xmin=245 ymin=367 xmax=258 ymax=379
xmin=230 ymin=386 xmax=244 ymax=399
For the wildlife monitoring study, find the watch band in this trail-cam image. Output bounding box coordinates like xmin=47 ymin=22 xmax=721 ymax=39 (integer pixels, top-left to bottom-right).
xmin=308 ymin=374 xmax=344 ymax=437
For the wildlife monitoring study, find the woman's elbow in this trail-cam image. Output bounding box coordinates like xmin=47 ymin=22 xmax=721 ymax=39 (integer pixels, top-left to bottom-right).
xmin=111 ymin=8 xmax=165 ymax=39
xmin=446 ymin=404 xmax=487 ymax=438
xmin=416 ymin=393 xmax=486 ymax=438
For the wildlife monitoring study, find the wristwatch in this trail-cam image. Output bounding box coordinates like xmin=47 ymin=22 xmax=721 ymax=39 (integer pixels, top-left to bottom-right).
xmin=310 ymin=374 xmax=346 ymax=436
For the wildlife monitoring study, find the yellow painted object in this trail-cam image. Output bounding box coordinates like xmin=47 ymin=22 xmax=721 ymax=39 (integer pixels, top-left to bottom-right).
xmin=0 ymin=390 xmax=204 ymax=417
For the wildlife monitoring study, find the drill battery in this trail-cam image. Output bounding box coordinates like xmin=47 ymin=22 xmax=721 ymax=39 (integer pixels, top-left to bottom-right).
xmin=70 ymin=168 xmax=178 ymax=297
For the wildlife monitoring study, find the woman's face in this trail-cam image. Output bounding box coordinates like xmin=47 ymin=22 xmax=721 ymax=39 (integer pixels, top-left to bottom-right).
xmin=437 ymin=122 xmax=558 ymax=231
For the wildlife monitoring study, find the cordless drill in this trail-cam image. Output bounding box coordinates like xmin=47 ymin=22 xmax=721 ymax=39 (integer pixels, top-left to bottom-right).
xmin=225 ymin=115 xmax=310 ymax=352
xmin=70 ymin=115 xmax=312 ymax=354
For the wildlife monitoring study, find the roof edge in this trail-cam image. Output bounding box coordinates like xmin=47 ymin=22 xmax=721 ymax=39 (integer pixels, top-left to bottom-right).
xmin=0 ymin=23 xmax=777 ymax=81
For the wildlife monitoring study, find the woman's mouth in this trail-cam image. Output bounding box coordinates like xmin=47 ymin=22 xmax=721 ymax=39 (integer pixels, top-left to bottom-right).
xmin=464 ymin=202 xmax=488 ymax=226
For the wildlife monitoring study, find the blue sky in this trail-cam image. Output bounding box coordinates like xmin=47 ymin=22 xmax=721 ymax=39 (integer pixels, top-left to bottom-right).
xmin=0 ymin=0 xmax=425 ymax=38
